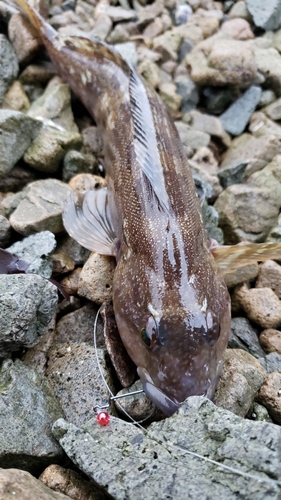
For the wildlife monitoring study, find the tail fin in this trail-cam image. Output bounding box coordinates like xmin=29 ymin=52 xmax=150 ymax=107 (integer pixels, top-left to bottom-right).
xmin=212 ymin=242 xmax=281 ymax=272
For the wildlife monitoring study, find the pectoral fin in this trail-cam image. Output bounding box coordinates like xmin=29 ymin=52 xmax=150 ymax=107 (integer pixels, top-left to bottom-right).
xmin=62 ymin=187 xmax=117 ymax=256
xmin=212 ymin=242 xmax=281 ymax=272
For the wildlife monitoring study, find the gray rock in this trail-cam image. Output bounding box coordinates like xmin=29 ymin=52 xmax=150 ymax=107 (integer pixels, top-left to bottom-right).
xmin=173 ymin=2 xmax=192 ymax=25
xmin=267 ymin=213 xmax=281 ymax=243
xmin=0 ymin=214 xmax=11 ymax=246
xmin=0 ymin=359 xmax=63 ymax=473
xmin=178 ymin=38 xmax=194 ymax=62
xmin=53 ymin=396 xmax=281 ymax=499
xmin=175 ymin=121 xmax=210 ymax=152
xmin=0 ymin=274 xmax=58 ymax=357
xmin=218 ymin=159 xmax=250 ymax=188
xmin=264 ymin=97 xmax=281 ymax=121
xmin=0 ymin=34 xmax=19 ymax=105
xmin=7 ymin=231 xmax=56 ymax=278
xmin=259 ymin=352 xmax=281 ymax=373
xmin=223 ymin=263 xmax=259 ymax=288
xmin=259 ymin=89 xmax=276 ymax=107
xmin=55 ymin=303 xmax=104 ymax=346
xmin=220 ymin=86 xmax=262 ymax=136
xmin=0 ymin=469 xmax=72 ymax=500
xmin=0 ymin=110 xmax=42 ymax=176
xmin=115 ymin=42 xmax=138 ymax=67
xmin=175 ymin=75 xmax=199 ymax=113
xmin=246 ymin=0 xmax=281 ymax=31
xmin=247 ymin=402 xmax=273 ymax=423
xmin=0 ymin=165 xmax=36 ymax=194
xmin=56 ymin=235 xmax=90 ymax=267
xmin=9 ymin=179 xmax=72 ymax=236
xmin=229 ymin=317 xmax=265 ymax=358
xmin=255 ymin=48 xmax=281 ymax=97
xmin=203 ymin=86 xmax=238 ymax=115
xmin=62 ymin=150 xmax=98 ymax=182
xmin=46 ymin=343 xmax=116 ymax=426
xmin=201 ymin=203 xmax=224 ymax=244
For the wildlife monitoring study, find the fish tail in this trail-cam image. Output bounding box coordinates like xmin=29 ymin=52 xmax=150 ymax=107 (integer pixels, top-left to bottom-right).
xmin=212 ymin=242 xmax=281 ymax=272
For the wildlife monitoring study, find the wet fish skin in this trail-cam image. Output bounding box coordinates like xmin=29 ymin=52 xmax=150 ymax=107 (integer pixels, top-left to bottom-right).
xmin=15 ymin=0 xmax=231 ymax=415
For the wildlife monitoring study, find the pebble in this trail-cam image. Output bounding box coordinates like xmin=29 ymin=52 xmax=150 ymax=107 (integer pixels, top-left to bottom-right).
xmin=255 ymin=48 xmax=281 ymax=97
xmin=55 ymin=235 xmax=90 ymax=267
xmin=259 ymin=329 xmax=281 ymax=355
xmin=0 ymin=34 xmax=19 ymax=105
xmin=247 ymin=402 xmax=273 ymax=423
xmin=228 ymin=0 xmax=252 ymax=20
xmin=228 ymin=317 xmax=265 ymax=358
xmin=9 ymin=179 xmax=71 ymax=235
xmin=189 ymin=109 xmax=231 ymax=147
xmin=214 ymin=348 xmax=265 ymax=417
xmin=259 ymin=352 xmax=281 ymax=373
xmin=264 ymin=97 xmax=281 ymax=121
xmin=220 ymin=17 xmax=254 ymax=40
xmin=78 ymin=252 xmax=115 ymax=304
xmin=246 ymin=0 xmax=281 ymax=31
xmin=220 ymin=86 xmax=262 ymax=136
xmin=53 ymin=396 xmax=281 ymax=499
xmin=159 ymin=82 xmax=182 ymax=115
xmin=234 ymin=285 xmax=281 ymax=329
xmin=0 ymin=274 xmax=57 ymax=357
xmin=0 ymin=214 xmax=11 ymax=247
xmin=60 ymin=267 xmax=82 ymax=295
xmin=0 ymin=469 xmax=71 ymax=500
xmin=63 ymin=149 xmax=98 ymax=182
xmin=175 ymin=121 xmax=210 ymax=152
xmin=114 ymin=380 xmax=156 ymax=422
xmin=55 ymin=302 xmax=104 ymax=346
xmin=2 ymin=80 xmax=30 ymax=112
xmin=0 ymin=359 xmax=63 ymax=473
xmin=0 ymin=109 xmax=42 ymax=176
xmin=203 ymin=86 xmax=238 ymax=114
xmin=257 ymin=372 xmax=281 ymax=423
xmin=46 ymin=342 xmax=116 ymax=426
xmin=256 ymin=260 xmax=281 ymax=299
xmin=114 ymin=42 xmax=138 ymax=67
xmin=52 ymin=252 xmax=75 ymax=274
xmin=217 ymin=159 xmax=250 ymax=188
xmin=8 ymin=13 xmax=42 ymax=64
xmin=6 ymin=230 xmax=56 ymax=278
xmin=39 ymin=464 xmax=105 ymax=500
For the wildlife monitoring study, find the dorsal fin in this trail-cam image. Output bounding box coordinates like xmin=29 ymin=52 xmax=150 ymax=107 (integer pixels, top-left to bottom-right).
xmin=129 ymin=70 xmax=170 ymax=213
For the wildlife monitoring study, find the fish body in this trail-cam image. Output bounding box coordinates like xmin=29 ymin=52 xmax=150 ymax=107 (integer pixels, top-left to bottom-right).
xmin=14 ymin=0 xmax=233 ymax=415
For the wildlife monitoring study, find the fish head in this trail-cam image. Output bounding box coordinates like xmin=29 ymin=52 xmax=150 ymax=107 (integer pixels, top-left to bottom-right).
xmin=113 ymin=258 xmax=231 ymax=416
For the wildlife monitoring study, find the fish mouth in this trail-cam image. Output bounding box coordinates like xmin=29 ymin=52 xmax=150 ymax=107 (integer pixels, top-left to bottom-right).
xmin=137 ymin=367 xmax=180 ymax=417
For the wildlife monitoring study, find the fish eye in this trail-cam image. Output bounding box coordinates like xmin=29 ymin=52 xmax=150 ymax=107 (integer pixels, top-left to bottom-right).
xmin=140 ymin=316 xmax=158 ymax=348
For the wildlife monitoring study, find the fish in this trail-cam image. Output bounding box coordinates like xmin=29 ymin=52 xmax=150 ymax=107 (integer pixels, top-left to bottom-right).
xmin=14 ymin=0 xmax=281 ymax=416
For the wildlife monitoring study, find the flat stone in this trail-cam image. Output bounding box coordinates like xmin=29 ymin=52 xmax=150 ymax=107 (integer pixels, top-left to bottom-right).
xmin=6 ymin=230 xmax=56 ymax=278
xmin=234 ymin=285 xmax=281 ymax=329
xmin=0 ymin=215 xmax=11 ymax=246
xmin=52 ymin=396 xmax=281 ymax=499
xmin=55 ymin=303 xmax=104 ymax=346
xmin=0 ymin=274 xmax=57 ymax=357
xmin=256 ymin=260 xmax=281 ymax=298
xmin=9 ymin=179 xmax=72 ymax=236
xmin=257 ymin=372 xmax=281 ymax=423
xmin=39 ymin=464 xmax=105 ymax=500
xmin=214 ymin=348 xmax=265 ymax=417
xmin=81 ymin=126 xmax=103 ymax=155
xmin=228 ymin=317 xmax=264 ymax=358
xmin=0 ymin=469 xmax=71 ymax=500
xmin=0 ymin=359 xmax=63 ymax=473
xmin=78 ymin=252 xmax=116 ymax=304
xmin=51 ymin=252 xmax=74 ymax=274
xmin=0 ymin=110 xmax=42 ymax=176
xmin=246 ymin=0 xmax=281 ymax=31
xmin=153 ymin=29 xmax=183 ymax=61
xmin=0 ymin=34 xmax=19 ymax=105
xmin=259 ymin=329 xmax=281 ymax=355
xmin=46 ymin=342 xmax=116 ymax=426
xmin=220 ymin=86 xmax=262 ymax=136
xmin=8 ymin=12 xmax=42 ymax=64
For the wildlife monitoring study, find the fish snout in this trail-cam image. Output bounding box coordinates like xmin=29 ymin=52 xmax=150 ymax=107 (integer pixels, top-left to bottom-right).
xmin=137 ymin=367 xmax=180 ymax=416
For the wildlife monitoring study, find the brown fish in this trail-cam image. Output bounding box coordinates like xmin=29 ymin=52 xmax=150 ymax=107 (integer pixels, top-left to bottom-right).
xmin=15 ymin=0 xmax=281 ymax=415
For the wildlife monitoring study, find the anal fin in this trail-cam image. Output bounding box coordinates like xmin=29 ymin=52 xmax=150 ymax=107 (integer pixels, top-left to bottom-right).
xmin=212 ymin=242 xmax=281 ymax=272
xmin=62 ymin=187 xmax=117 ymax=256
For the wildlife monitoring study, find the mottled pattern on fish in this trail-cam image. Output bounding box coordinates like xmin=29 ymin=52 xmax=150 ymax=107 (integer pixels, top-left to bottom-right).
xmin=16 ymin=0 xmax=233 ymax=415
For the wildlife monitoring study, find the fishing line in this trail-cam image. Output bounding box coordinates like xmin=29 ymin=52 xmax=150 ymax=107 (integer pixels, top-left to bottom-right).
xmin=93 ymin=307 xmax=281 ymax=488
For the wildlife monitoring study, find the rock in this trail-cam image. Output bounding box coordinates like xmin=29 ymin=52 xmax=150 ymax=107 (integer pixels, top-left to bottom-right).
xmin=115 ymin=42 xmax=138 ymax=67
xmin=55 ymin=235 xmax=90 ymax=267
xmin=0 ymin=215 xmax=11 ymax=247
xmin=247 ymin=402 xmax=273 ymax=422
xmin=186 ymin=36 xmax=257 ymax=86
xmin=6 ymin=230 xmax=56 ymax=278
xmin=78 ymin=252 xmax=116 ymax=304
xmin=106 ymin=23 xmax=130 ymax=44
xmin=143 ymin=17 xmax=164 ymax=39
xmin=220 ymin=86 xmax=262 ymax=136
xmin=189 ymin=110 xmax=231 ymax=147
xmin=22 ymin=319 xmax=56 ymax=374
xmin=228 ymin=317 xmax=264 ymax=358
xmin=46 ymin=342 xmax=116 ymax=426
xmin=62 ymin=150 xmax=98 ymax=182
xmin=0 ymin=274 xmax=57 ymax=357
xmin=114 ymin=380 xmax=156 ymax=422
xmin=8 ymin=13 xmax=42 ymax=64
xmin=267 ymin=213 xmax=281 ymax=243
xmin=0 ymin=469 xmax=71 ymax=500
xmin=234 ymin=285 xmax=281 ymax=329
xmin=175 ymin=121 xmax=210 ymax=152
xmin=81 ymin=126 xmax=103 ymax=156
xmin=153 ymin=29 xmax=183 ymax=61
xmin=24 ymin=124 xmax=82 ymax=173
xmin=259 ymin=89 xmax=277 ymax=107
xmin=174 ymin=75 xmax=199 ymax=113
xmin=55 ymin=303 xmax=104 ymax=346
xmin=202 ymin=86 xmax=238 ymax=115
xmin=259 ymin=329 xmax=281 ymax=354
xmin=256 ymin=260 xmax=281 ymax=298
xmin=90 ymin=14 xmax=112 ymax=41
xmin=0 ymin=34 xmax=19 ymax=105
xmin=138 ymin=60 xmax=161 ymax=88
xmin=229 ymin=0 xmax=252 ymax=20
xmin=27 ymin=77 xmax=79 ymax=134
xmin=9 ymin=179 xmax=72 ymax=236
xmin=201 ymin=203 xmax=224 ymax=243
xmin=0 ymin=359 xmax=63 ymax=472
xmin=223 ymin=263 xmax=259 ymax=288
xmin=257 ymin=372 xmax=281 ymax=423
xmin=60 ymin=267 xmax=82 ymax=295
xmin=39 ymin=464 xmax=105 ymax=500
xmin=53 ymin=396 xmax=281 ymax=499
xmin=2 ymin=80 xmax=30 ymax=112
xmin=218 ymin=159 xmax=250 ymax=188
xmin=248 ymin=155 xmax=281 ymax=203
xmin=220 ymin=18 xmax=254 ymax=40
xmin=0 ymin=110 xmax=42 ymax=176
xmin=259 ymin=352 xmax=281 ymax=373
xmin=214 ymin=348 xmax=265 ymax=417
xmin=249 ymin=112 xmax=281 ymax=140
xmin=98 ymin=5 xmax=137 ymax=23
xmin=19 ymin=63 xmax=56 ymax=87
xmin=264 ymin=97 xmax=281 ymax=121
xmin=158 ymin=82 xmax=182 ymax=115
xmin=51 ymin=252 xmax=74 ymax=275
xmin=255 ymin=48 xmax=281 ymax=97
xmin=0 ymin=165 xmax=36 ymax=193
xmin=0 ymin=191 xmax=24 ymax=218
xmin=214 ymin=183 xmax=280 ymax=243
xmin=246 ymin=0 xmax=281 ymax=31
xmin=173 ymin=3 xmax=192 ymax=26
